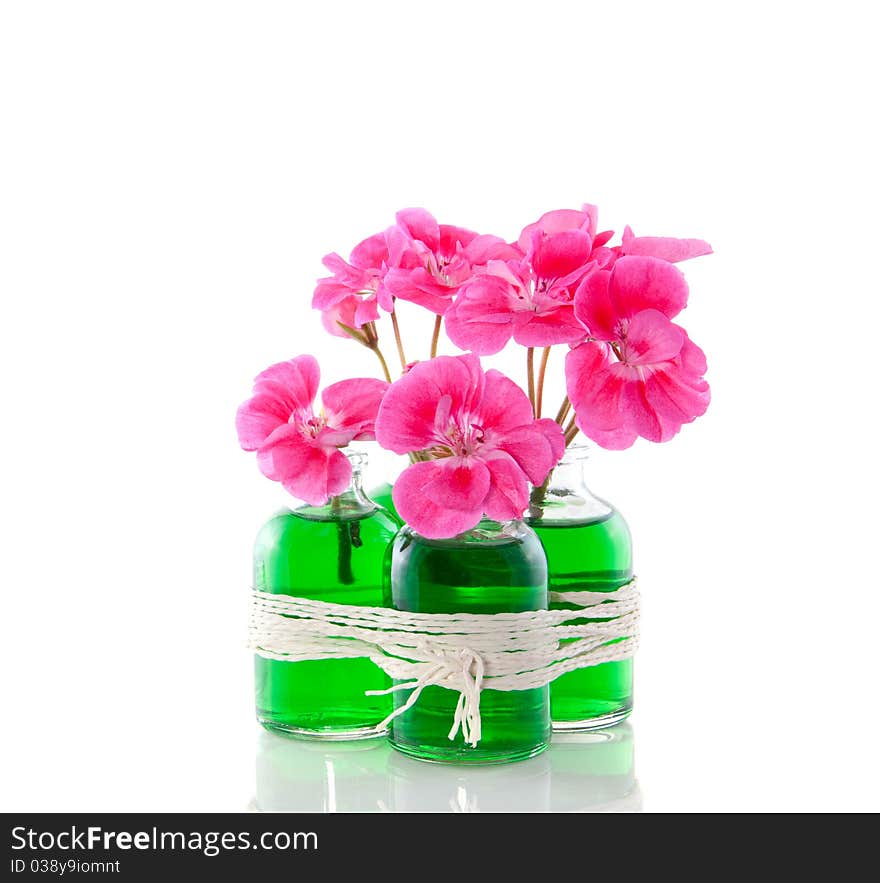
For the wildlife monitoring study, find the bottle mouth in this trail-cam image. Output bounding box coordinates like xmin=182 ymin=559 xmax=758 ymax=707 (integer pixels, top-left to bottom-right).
xmin=556 ymin=442 xmax=590 ymax=466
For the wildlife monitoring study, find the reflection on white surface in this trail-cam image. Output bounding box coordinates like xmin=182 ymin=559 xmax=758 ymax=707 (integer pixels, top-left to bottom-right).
xmin=254 ymin=723 xmax=640 ymax=812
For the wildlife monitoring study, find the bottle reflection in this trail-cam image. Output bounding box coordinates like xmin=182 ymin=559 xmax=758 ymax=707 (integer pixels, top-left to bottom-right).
xmin=255 ymin=731 xmax=392 ymax=812
xmin=254 ymin=722 xmax=640 ymax=812
xmin=549 ymin=723 xmax=641 ymax=811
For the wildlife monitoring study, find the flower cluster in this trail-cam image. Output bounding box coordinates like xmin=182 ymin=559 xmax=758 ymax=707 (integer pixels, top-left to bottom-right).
xmin=238 ymin=202 xmax=712 ymax=537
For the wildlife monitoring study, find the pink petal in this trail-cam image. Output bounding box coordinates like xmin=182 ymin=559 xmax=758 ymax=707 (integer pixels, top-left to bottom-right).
xmin=574 ymin=270 xmax=618 ymax=340
xmin=321 ymin=252 xmax=350 ymax=275
xmin=609 ymin=256 xmax=689 ymax=320
xmin=517 ymin=207 xmax=595 ymax=250
xmin=482 ymin=452 xmax=529 ymax=521
xmin=353 ymin=293 xmax=380 ymax=327
xmin=320 ymin=294 xmax=360 ymax=337
xmin=375 ymin=369 xmax=444 ymax=453
xmin=349 ymin=231 xmax=390 ymax=269
xmin=495 ymin=424 xmax=558 ymax=485
xmin=321 ymin=377 xmax=389 ymax=440
xmin=530 ymin=230 xmax=593 ymax=280
xmin=534 ymin=418 xmax=565 ymax=461
xmin=312 ymin=276 xmax=350 ymax=311
xmin=314 ymin=426 xmax=357 ymax=448
xmin=590 ymin=246 xmax=617 ymax=269
xmin=482 ymin=257 xmax=531 ymax=292
xmin=256 ymin=426 xmax=352 ymax=505
xmin=580 ymin=203 xmax=600 ymax=239
xmin=620 ymin=379 xmax=665 ymax=442
xmin=644 ymin=332 xmax=710 ymax=428
xmin=592 ymin=229 xmax=614 ymax=249
xmin=565 ymin=343 xmax=626 ymax=433
xmin=376 ymin=282 xmax=394 ymax=313
xmin=551 ymin=258 xmax=597 ymax=293
xmin=375 ymin=354 xmax=483 ymax=453
xmin=511 ymin=306 xmax=587 ymax=348
xmin=392 ymin=461 xmax=485 ymax=539
xmin=438 ymin=224 xmax=478 ymax=258
xmin=316 ymin=251 xmax=377 ymax=294
xmin=646 ymin=367 xmax=710 ymax=431
xmin=477 ymin=369 xmax=534 ymax=432
xmin=678 ymin=332 xmax=708 ymax=376
xmin=580 ymin=422 xmax=639 ymax=450
xmin=235 ymin=393 xmax=290 ymax=451
xmin=621 ymin=225 xmax=713 ymax=263
xmin=424 ymin=456 xmax=491 ymax=511
xmin=395 ymin=208 xmax=440 ymax=253
xmin=462 ymin=234 xmax=522 ymax=265
xmin=429 ymin=353 xmax=485 ymax=416
xmin=252 ymin=355 xmax=320 ymax=414
xmin=444 ymin=277 xmax=516 ymax=355
xmin=622 ymin=309 xmax=685 ymax=364
xmin=384 ymin=267 xmax=456 ymax=315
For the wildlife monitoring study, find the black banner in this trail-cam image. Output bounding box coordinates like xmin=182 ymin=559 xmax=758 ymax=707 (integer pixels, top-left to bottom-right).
xmin=4 ymin=814 xmax=579 ymax=877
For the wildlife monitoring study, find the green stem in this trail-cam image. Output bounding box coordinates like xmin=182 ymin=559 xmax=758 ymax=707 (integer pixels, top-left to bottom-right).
xmin=371 ymin=345 xmax=392 ymax=383
xmin=330 ymin=495 xmax=354 ymax=585
xmin=336 ymin=321 xmax=368 ymax=346
xmin=528 ymin=468 xmax=553 ymax=518
xmin=535 ymin=346 xmax=550 ymax=418
xmin=430 ymin=315 xmax=442 ymax=359
xmin=554 ymin=395 xmax=571 ymax=426
xmin=390 ymin=306 xmax=407 ymax=370
xmin=526 ymin=347 xmax=536 ymax=416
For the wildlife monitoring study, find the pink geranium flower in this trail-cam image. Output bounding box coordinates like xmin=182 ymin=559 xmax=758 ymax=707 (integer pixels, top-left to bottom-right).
xmin=236 ymin=355 xmax=389 ymax=504
xmin=383 ymin=208 xmax=519 ymax=315
xmin=375 ymin=354 xmax=564 ymax=538
xmin=313 ymin=232 xmax=393 ymax=335
xmin=565 ymin=256 xmax=710 ymax=449
xmin=445 ymin=206 xmax=605 ymax=354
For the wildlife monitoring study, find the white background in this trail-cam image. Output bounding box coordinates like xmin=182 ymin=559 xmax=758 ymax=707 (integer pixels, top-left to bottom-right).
xmin=1 ymin=1 xmax=877 ymax=812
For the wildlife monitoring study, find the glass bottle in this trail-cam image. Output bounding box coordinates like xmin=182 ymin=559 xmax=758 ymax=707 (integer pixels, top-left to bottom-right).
xmin=253 ymin=452 xmax=400 ymax=738
xmin=526 ymin=446 xmax=634 ymax=730
xmin=386 ymin=519 xmax=551 ymax=764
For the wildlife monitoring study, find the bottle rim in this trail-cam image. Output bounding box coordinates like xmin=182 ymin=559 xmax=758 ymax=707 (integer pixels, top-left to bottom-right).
xmin=556 ymin=441 xmax=590 ymax=466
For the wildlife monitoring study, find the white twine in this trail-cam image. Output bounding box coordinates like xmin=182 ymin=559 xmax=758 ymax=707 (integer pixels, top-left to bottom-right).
xmin=248 ymin=579 xmax=639 ymax=747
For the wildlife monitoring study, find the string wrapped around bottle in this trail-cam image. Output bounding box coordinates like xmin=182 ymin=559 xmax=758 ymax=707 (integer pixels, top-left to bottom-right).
xmin=247 ymin=579 xmax=639 ymax=747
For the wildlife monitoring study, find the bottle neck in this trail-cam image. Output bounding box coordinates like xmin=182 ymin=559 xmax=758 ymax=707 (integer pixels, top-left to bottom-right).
xmin=329 ymin=467 xmax=374 ymax=515
xmin=528 ymin=449 xmax=612 ymax=524
xmin=294 ymin=455 xmax=376 ymax=521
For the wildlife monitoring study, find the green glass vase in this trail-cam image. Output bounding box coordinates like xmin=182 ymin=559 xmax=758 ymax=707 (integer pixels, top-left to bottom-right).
xmin=253 ymin=452 xmax=400 ymax=739
xmin=386 ymin=520 xmax=551 ymax=764
xmin=526 ymin=447 xmax=634 ymax=730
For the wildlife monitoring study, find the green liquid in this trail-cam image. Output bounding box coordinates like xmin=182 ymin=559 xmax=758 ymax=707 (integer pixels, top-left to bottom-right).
xmin=253 ymin=505 xmax=399 ymax=736
xmin=529 ymin=512 xmax=634 ymax=727
xmin=387 ymin=523 xmax=551 ymax=764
